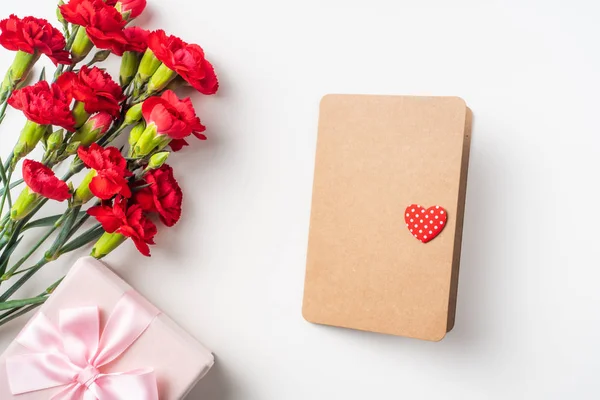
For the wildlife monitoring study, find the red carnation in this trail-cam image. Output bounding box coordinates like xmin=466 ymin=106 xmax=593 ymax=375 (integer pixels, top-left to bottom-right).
xmin=8 ymin=81 xmax=76 ymax=131
xmin=57 ymin=66 xmax=125 ymax=117
xmin=78 ymin=144 xmax=132 ymax=200
xmin=148 ymin=30 xmax=218 ymax=95
xmin=90 ymin=168 xmax=132 ymax=199
xmin=78 ymin=143 xmax=128 ymax=172
xmin=88 ymin=196 xmax=157 ymax=256
xmin=168 ymin=138 xmax=189 ymax=152
xmin=121 ymin=27 xmax=149 ymax=54
xmin=106 ymin=0 xmax=147 ymax=19
xmin=22 ymin=160 xmax=71 ymax=201
xmin=134 ymin=165 xmax=182 ymax=227
xmin=85 ymin=112 xmax=113 ymax=136
xmin=0 ymin=15 xmax=70 ymax=65
xmin=142 ymin=90 xmax=205 ymax=140
xmin=60 ymin=0 xmax=127 ymax=55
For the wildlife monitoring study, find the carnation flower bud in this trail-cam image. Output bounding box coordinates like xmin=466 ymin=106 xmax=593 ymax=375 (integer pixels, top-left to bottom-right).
xmin=125 ymin=103 xmax=143 ymax=125
xmin=91 ymin=232 xmax=126 ymax=259
xmin=10 ymin=187 xmax=39 ymax=221
xmin=148 ymin=152 xmax=169 ymax=169
xmin=128 ymin=122 xmax=145 ymax=146
xmin=71 ymin=27 xmax=94 ymax=63
xmin=89 ymin=112 xmax=113 ymax=133
xmin=114 ymin=0 xmax=146 ymax=20
xmin=65 ymin=141 xmax=81 ymax=155
xmin=134 ymin=122 xmax=161 ymax=157
xmin=73 ymin=169 xmax=96 ymax=206
xmin=46 ymin=129 xmax=64 ymax=152
xmin=120 ymin=51 xmax=141 ymax=87
xmin=0 ymin=51 xmax=40 ymax=102
xmin=90 ymin=50 xmax=111 ymax=64
xmin=13 ymin=121 xmax=48 ymax=164
xmin=72 ymin=101 xmax=91 ymax=129
xmin=136 ymin=49 xmax=162 ymax=83
xmin=56 ymin=0 xmax=66 ymax=25
xmin=155 ymin=135 xmax=171 ymax=152
xmin=147 ymin=64 xmax=177 ymax=95
xmin=71 ymin=112 xmax=113 ymax=147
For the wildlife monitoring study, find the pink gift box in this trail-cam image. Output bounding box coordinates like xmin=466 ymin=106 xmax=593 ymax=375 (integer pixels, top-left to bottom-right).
xmin=0 ymin=257 xmax=214 ymax=399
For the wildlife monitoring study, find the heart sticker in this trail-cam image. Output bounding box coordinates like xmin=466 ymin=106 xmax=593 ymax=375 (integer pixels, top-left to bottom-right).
xmin=404 ymin=204 xmax=447 ymax=243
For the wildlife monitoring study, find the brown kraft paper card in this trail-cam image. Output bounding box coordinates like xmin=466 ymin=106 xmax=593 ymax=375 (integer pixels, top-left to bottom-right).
xmin=302 ymin=94 xmax=472 ymax=341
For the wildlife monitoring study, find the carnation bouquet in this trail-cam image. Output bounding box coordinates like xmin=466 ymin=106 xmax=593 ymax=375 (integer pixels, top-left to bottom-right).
xmin=0 ymin=0 xmax=218 ymax=328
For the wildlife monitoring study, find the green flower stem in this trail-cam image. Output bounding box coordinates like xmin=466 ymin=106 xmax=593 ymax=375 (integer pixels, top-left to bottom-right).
xmin=0 ymin=303 xmax=42 ymax=326
xmin=0 ymin=217 xmax=26 ymax=277
xmin=131 ymin=91 xmax=152 ymax=105
xmin=53 ymin=65 xmax=64 ymax=82
xmin=0 ymin=295 xmax=47 ymax=311
xmin=0 ymin=225 xmax=9 ymax=251
xmin=0 ymin=258 xmax=47 ymax=302
xmin=66 ymin=26 xmax=79 ymax=50
xmin=23 ymin=209 xmax=85 ymax=231
xmin=0 ymin=220 xmax=100 ymax=306
xmin=2 ymin=221 xmax=61 ymax=281
xmin=0 ymin=219 xmax=12 ymax=252
xmin=64 ymin=209 xmax=92 ymax=243
xmin=0 ymin=277 xmax=61 ymax=326
xmin=60 ymin=224 xmax=104 ymax=256
xmin=46 ymin=206 xmax=80 ymax=259
xmin=53 ymin=25 xmax=80 ymax=82
xmin=0 ymin=88 xmax=13 ymax=125
xmin=0 ymin=168 xmax=13 ymax=220
xmin=0 ymin=204 xmax=78 ymax=301
xmin=0 ymin=157 xmax=7 ymax=194
xmin=97 ymin=120 xmax=129 ymax=146
xmin=0 ymin=90 xmax=14 ymax=187
xmin=0 ymin=197 xmax=47 ymax=282
xmin=2 ymin=265 xmax=35 ymax=278
xmin=0 ymin=178 xmax=23 ymax=198
xmin=46 ymin=277 xmax=63 ymax=294
xmin=0 ymin=214 xmax=9 ymax=233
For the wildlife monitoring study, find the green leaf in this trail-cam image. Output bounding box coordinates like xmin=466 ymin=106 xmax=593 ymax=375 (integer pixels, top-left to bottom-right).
xmin=0 ymin=296 xmax=46 ymax=311
xmin=65 ymin=210 xmax=92 ymax=242
xmin=0 ymin=179 xmax=22 ymax=196
xmin=0 ymin=302 xmax=42 ymax=326
xmin=0 ymin=237 xmax=22 ymax=277
xmin=0 ymin=156 xmax=8 ymax=188
xmin=52 ymin=206 xmax=80 ymax=252
xmin=38 ymin=67 xmax=46 ymax=82
xmin=46 ymin=277 xmax=63 ymax=294
xmin=60 ymin=225 xmax=104 ymax=255
xmin=23 ymin=210 xmax=85 ymax=231
xmin=132 ymin=183 xmax=152 ymax=190
xmin=0 ymin=259 xmax=47 ymax=302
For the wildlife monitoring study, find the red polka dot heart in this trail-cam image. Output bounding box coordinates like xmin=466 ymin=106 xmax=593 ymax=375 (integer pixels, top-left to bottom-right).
xmin=404 ymin=204 xmax=447 ymax=243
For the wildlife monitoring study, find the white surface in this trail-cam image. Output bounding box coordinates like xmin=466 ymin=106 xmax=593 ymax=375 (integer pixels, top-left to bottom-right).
xmin=1 ymin=0 xmax=599 ymax=399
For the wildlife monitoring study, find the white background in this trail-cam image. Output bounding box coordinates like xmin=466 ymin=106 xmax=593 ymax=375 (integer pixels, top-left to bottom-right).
xmin=1 ymin=0 xmax=600 ymax=399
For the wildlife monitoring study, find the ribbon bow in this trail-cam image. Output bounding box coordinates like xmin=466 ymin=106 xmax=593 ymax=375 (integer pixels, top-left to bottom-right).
xmin=6 ymin=292 xmax=160 ymax=399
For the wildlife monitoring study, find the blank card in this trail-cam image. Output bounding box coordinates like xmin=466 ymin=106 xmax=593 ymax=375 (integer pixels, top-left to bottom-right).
xmin=302 ymin=94 xmax=472 ymax=341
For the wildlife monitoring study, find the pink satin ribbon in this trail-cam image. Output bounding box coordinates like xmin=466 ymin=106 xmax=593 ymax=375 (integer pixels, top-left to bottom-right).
xmin=6 ymin=291 xmax=160 ymax=399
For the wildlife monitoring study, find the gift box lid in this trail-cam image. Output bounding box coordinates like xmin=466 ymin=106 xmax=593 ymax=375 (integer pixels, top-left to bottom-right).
xmin=0 ymin=256 xmax=214 ymax=399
